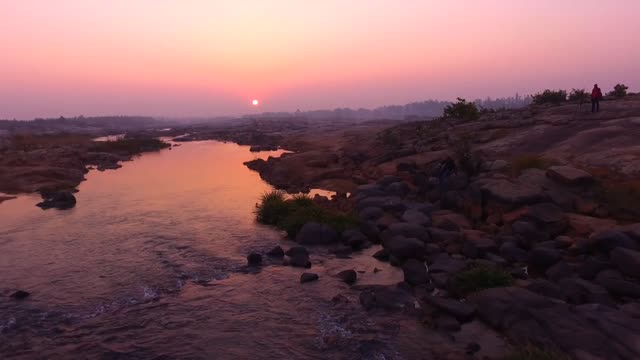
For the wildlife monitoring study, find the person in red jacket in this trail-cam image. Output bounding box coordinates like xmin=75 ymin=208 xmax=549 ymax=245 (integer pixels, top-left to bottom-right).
xmin=591 ymin=84 xmax=603 ymax=113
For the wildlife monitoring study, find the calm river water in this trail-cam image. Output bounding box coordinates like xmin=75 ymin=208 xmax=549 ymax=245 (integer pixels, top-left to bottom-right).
xmin=0 ymin=141 xmax=436 ymax=360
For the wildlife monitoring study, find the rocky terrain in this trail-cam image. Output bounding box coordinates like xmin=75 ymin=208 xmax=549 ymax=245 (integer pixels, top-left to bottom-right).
xmin=0 ymin=134 xmax=170 ymax=196
xmin=239 ymin=96 xmax=640 ymax=359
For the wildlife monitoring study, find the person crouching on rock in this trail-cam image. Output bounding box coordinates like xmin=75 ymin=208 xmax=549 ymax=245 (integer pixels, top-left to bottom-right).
xmin=438 ymin=156 xmax=457 ymax=185
xmin=591 ymin=84 xmax=603 ymax=113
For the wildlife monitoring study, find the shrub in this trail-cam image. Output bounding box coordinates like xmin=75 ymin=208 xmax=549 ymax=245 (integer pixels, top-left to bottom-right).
xmin=92 ymin=137 xmax=170 ymax=155
xmin=255 ymin=191 xmax=357 ymax=238
xmin=506 ymin=345 xmax=570 ymax=360
xmin=450 ymin=133 xmax=484 ymax=176
xmin=532 ymin=90 xmax=567 ymax=105
xmin=568 ymin=89 xmax=589 ymax=102
xmin=511 ymin=154 xmax=554 ymax=176
xmin=377 ymin=130 xmax=402 ymax=149
xmin=608 ymin=83 xmax=629 ymax=98
xmin=449 ymin=265 xmax=514 ymax=297
xmin=595 ymin=179 xmax=640 ymax=219
xmin=443 ymin=98 xmax=480 ymax=121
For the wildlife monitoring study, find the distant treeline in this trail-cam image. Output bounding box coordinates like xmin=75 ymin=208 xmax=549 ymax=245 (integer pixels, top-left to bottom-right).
xmin=0 ymin=116 xmax=162 ymax=135
xmin=244 ymin=94 xmax=531 ymax=121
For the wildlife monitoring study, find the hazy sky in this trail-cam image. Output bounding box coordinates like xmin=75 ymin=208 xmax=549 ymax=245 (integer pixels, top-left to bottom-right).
xmin=1 ymin=0 xmax=639 ymax=119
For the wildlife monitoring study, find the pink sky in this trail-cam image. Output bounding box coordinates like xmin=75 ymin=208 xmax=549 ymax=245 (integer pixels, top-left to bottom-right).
xmin=1 ymin=0 xmax=638 ymax=119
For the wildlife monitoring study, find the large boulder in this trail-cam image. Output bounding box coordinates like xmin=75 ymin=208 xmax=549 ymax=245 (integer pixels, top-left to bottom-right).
xmin=382 ymin=222 xmax=429 ymax=243
xmin=36 ymin=191 xmax=77 ymax=210
xmin=558 ymin=278 xmax=614 ymax=305
xmin=357 ymin=285 xmax=414 ymax=312
xmin=528 ymin=247 xmax=561 ymax=272
xmin=359 ymin=207 xmax=384 ymax=221
xmin=401 ymin=209 xmax=431 ymax=226
xmin=469 ymin=287 xmax=640 ymax=360
xmin=610 ymin=247 xmax=640 ymax=279
xmin=595 ymin=270 xmax=640 ymax=298
xmin=589 ymin=230 xmax=638 ymax=253
xmin=384 ymin=236 xmax=426 ymax=261
xmin=480 ymin=179 xmax=545 ymax=207
xmin=521 ymin=203 xmax=568 ymax=236
xmin=511 ymin=220 xmax=549 ymax=248
xmin=429 ymin=253 xmax=467 ymax=274
xmin=423 ymin=296 xmax=476 ymax=321
xmin=461 ymin=230 xmax=497 ymax=259
xmin=546 ymin=166 xmax=594 ymax=186
xmin=402 ymin=259 xmax=428 ymax=285
xmin=336 ymin=269 xmax=358 ymax=285
xmin=300 ymin=273 xmax=319 ymax=283
xmin=295 ymin=222 xmax=339 ymax=245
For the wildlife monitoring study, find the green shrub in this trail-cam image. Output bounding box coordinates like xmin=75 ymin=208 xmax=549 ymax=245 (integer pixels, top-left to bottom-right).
xmin=506 ymin=345 xmax=570 ymax=360
xmin=532 ymin=90 xmax=567 ymax=105
xmin=255 ymin=191 xmax=358 ymax=238
xmin=608 ymin=83 xmax=629 ymax=98
xmin=568 ymin=89 xmax=588 ymax=102
xmin=443 ymin=98 xmax=480 ymax=121
xmin=451 ymin=133 xmax=484 ymax=176
xmin=449 ymin=265 xmax=514 ymax=297
xmin=511 ymin=154 xmax=554 ymax=176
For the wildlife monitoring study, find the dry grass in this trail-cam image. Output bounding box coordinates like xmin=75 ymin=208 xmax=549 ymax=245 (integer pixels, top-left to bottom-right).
xmin=510 ymin=154 xmax=554 ymax=176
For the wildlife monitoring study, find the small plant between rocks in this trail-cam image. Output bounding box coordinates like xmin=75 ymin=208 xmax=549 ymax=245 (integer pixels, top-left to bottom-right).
xmin=449 ymin=265 xmax=514 ymax=297
xmin=505 ymin=344 xmax=570 ymax=360
xmin=255 ymin=191 xmax=357 ymax=238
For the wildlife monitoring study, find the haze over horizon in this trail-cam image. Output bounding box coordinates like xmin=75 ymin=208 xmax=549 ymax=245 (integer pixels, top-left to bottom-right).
xmin=1 ymin=0 xmax=639 ymax=120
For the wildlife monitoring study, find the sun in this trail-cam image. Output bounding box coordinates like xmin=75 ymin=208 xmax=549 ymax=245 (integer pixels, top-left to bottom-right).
xmin=252 ymin=99 xmax=259 ymax=106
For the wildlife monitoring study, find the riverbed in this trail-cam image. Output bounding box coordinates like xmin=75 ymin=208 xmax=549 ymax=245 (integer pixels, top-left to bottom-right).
xmin=0 ymin=141 xmax=427 ymax=359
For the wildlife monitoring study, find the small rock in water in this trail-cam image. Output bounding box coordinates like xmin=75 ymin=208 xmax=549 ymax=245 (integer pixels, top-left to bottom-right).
xmin=10 ymin=290 xmax=30 ymax=300
xmin=285 ymin=246 xmax=309 ymax=258
xmin=266 ymin=246 xmax=284 ymax=258
xmin=300 ymin=273 xmax=319 ymax=283
xmin=373 ymin=267 xmax=382 ymax=273
xmin=336 ymin=269 xmax=358 ymax=285
xmin=289 ymin=253 xmax=311 ymax=268
xmin=247 ymin=252 xmax=263 ymax=266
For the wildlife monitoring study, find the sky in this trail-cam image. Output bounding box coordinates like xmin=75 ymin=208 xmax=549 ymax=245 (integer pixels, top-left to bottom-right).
xmin=1 ymin=0 xmax=639 ymax=119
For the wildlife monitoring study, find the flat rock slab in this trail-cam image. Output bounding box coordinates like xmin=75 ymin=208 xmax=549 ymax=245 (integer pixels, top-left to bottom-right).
xmin=547 ymin=166 xmax=594 ymax=185
xmin=468 ymin=287 xmax=640 ymax=360
xmin=480 ymin=179 xmax=544 ymax=206
xmin=423 ymin=295 xmax=476 ymax=321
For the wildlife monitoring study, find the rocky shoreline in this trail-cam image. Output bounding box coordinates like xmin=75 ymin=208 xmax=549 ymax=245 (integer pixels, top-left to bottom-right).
xmin=235 ymin=97 xmax=640 ymax=359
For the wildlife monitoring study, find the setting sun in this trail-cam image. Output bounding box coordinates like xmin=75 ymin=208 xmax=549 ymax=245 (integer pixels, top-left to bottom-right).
xmin=252 ymin=99 xmax=259 ymax=106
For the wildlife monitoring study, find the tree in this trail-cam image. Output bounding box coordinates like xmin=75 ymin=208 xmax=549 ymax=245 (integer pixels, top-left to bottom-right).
xmin=532 ymin=90 xmax=567 ymax=105
xmin=443 ymin=98 xmax=480 ymax=121
xmin=608 ymin=84 xmax=629 ymax=98
xmin=568 ymin=89 xmax=588 ymax=102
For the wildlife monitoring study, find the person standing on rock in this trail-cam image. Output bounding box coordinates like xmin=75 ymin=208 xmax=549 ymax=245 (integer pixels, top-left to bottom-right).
xmin=591 ymin=84 xmax=603 ymax=113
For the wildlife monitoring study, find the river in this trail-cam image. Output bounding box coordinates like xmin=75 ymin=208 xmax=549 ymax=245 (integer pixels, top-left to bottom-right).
xmin=0 ymin=141 xmax=441 ymax=360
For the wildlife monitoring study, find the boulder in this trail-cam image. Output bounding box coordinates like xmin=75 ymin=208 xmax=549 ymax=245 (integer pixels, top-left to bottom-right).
xmin=511 ymin=221 xmax=549 ymax=248
xmin=578 ymin=257 xmax=610 ymax=280
xmin=595 ymin=270 xmax=640 ymax=298
xmin=480 ymin=179 xmax=544 ymax=206
xmin=461 ymin=230 xmax=497 ymax=259
xmin=589 ymin=229 xmax=638 ymax=253
xmin=610 ymin=247 xmax=640 ymax=279
xmin=435 ymin=314 xmax=461 ymax=332
xmin=336 ymin=269 xmax=358 ymax=285
xmin=285 ymin=246 xmax=309 ymax=258
xmin=378 ymin=175 xmax=403 ymax=187
xmin=385 ymin=181 xmax=410 ymax=197
xmin=402 ymin=259 xmax=428 ymax=286
xmin=431 ymin=211 xmax=472 ymax=231
xmin=429 ymin=253 xmax=467 ymax=274
xmin=526 ymin=280 xmax=567 ymax=301
xmin=401 ymin=209 xmax=431 ymax=226
xmin=10 ymin=290 xmax=30 ymax=300
xmin=528 ymin=247 xmax=561 ymax=272
xmin=36 ymin=191 xmax=77 ymax=210
xmin=522 ymin=203 xmax=568 ymax=236
xmin=300 ymin=273 xmax=319 ymax=283
xmin=428 ymin=228 xmax=462 ymax=243
xmin=342 ymin=229 xmax=368 ymax=250
xmin=545 ymin=261 xmax=574 ymax=281
xmin=295 ymin=222 xmax=339 ymax=245
xmin=359 ymin=207 xmax=384 ymax=221
xmin=499 ymin=242 xmax=528 ymax=263
xmin=469 ymin=287 xmax=640 ymax=360
xmin=558 ymin=278 xmax=614 ymax=305
xmin=359 ymin=221 xmax=381 ymax=241
xmin=546 ymin=166 xmax=593 ymax=185
xmin=357 ymin=285 xmax=414 ymax=312
xmin=247 ymin=253 xmax=263 ymax=266
xmin=266 ymin=246 xmax=285 ymax=258
xmin=567 ymin=213 xmax=617 ymax=236
xmin=384 ymin=236 xmax=426 ymax=261
xmin=372 ymin=248 xmax=390 ymax=261
xmin=423 ymin=295 xmax=476 ymax=321
xmin=382 ymin=222 xmax=429 ymax=242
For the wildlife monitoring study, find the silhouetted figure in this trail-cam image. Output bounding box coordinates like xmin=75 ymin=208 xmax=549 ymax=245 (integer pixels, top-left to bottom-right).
xmin=591 ymin=84 xmax=603 ymax=113
xmin=438 ymin=156 xmax=457 ymax=185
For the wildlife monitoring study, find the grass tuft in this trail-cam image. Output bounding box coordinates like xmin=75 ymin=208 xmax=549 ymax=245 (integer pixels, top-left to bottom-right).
xmin=449 ymin=265 xmax=514 ymax=297
xmin=255 ymin=191 xmax=357 ymax=238
xmin=506 ymin=345 xmax=570 ymax=360
xmin=511 ymin=154 xmax=554 ymax=176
